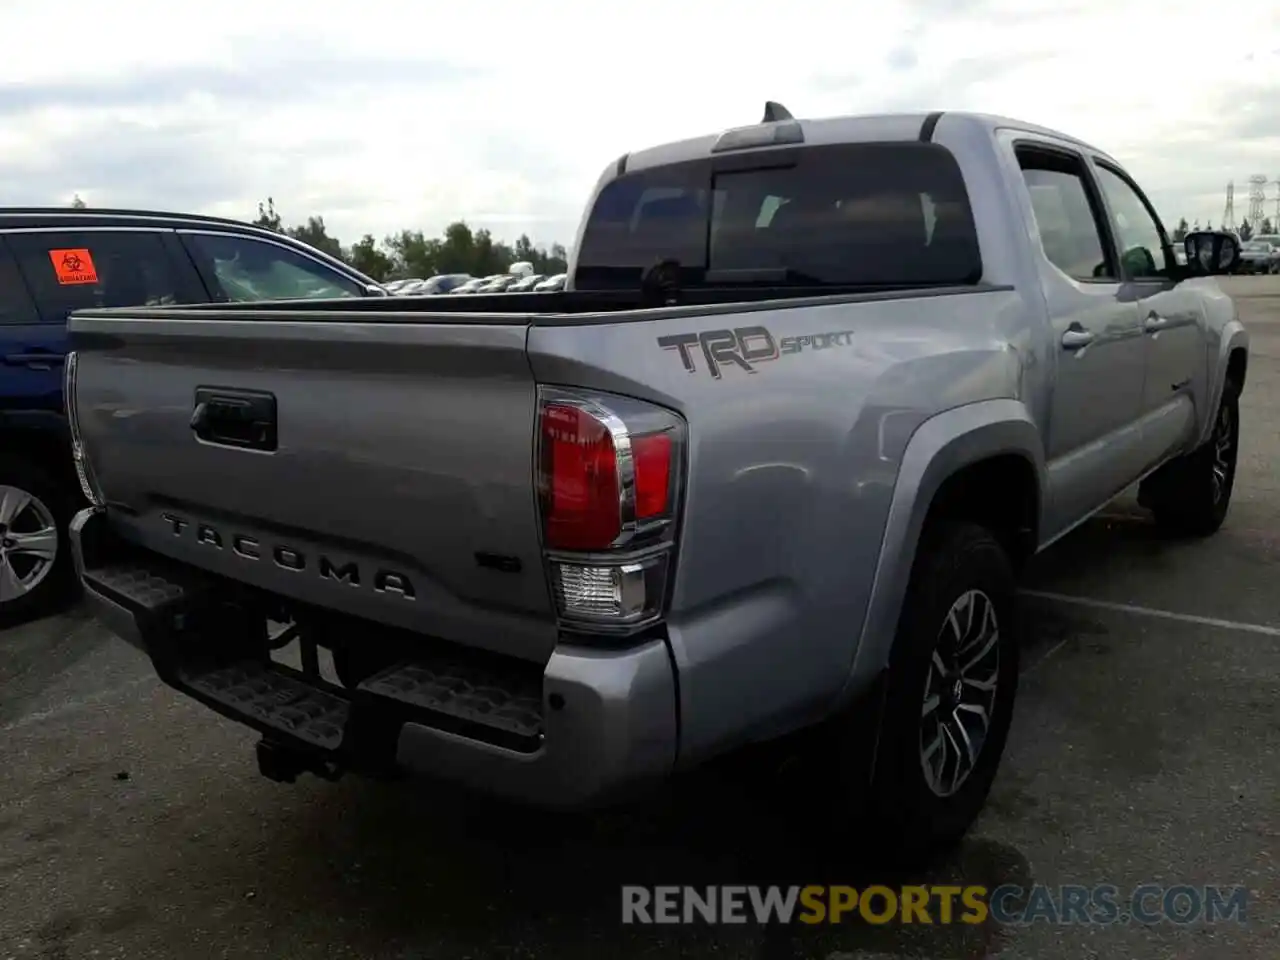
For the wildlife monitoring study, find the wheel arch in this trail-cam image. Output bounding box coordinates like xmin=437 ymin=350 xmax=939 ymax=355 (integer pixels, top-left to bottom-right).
xmin=836 ymin=399 xmax=1045 ymax=710
xmin=1198 ymin=321 xmax=1249 ymax=448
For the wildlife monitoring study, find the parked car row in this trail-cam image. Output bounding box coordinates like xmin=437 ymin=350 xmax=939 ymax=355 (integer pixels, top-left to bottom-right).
xmin=383 ymin=274 xmax=473 ymax=296
xmin=452 ymin=272 xmax=566 ymax=294
xmin=381 ymin=271 xmax=567 ymax=296
xmin=1237 ymin=237 xmax=1280 ymax=274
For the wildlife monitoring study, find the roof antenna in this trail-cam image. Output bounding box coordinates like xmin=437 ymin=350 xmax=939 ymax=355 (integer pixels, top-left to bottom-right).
xmin=762 ymin=101 xmax=794 ymax=123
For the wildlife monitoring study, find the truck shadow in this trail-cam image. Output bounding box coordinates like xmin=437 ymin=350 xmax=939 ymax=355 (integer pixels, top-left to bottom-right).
xmin=1022 ymin=500 xmax=1183 ymax=590
xmin=236 ymin=756 xmax=1035 ymax=959
xmin=15 ymin=508 xmax=1194 ymax=958
xmin=242 ymin=508 xmax=1189 ymax=956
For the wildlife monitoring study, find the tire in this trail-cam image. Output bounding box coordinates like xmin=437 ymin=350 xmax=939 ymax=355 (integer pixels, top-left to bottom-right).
xmin=1141 ymin=380 xmax=1240 ymax=537
xmin=835 ymin=521 xmax=1020 ymax=863
xmin=0 ymin=455 xmax=77 ymax=623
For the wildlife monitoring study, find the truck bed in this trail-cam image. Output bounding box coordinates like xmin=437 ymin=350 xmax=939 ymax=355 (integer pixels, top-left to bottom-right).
xmin=68 ymin=280 xmax=1016 ymax=675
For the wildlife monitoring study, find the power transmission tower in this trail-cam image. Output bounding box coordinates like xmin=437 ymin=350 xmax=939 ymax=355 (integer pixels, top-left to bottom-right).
xmin=1223 ymin=181 xmax=1235 ymax=229
xmin=1247 ymin=174 xmax=1268 ymax=226
xmin=1273 ymin=177 xmax=1280 ymax=224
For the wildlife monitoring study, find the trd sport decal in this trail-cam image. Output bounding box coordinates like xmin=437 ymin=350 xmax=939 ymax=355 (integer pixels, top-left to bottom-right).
xmin=657 ymin=326 xmax=855 ymax=379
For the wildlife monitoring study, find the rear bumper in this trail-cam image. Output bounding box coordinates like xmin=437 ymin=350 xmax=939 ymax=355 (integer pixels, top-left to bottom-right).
xmin=70 ymin=507 xmax=679 ymax=809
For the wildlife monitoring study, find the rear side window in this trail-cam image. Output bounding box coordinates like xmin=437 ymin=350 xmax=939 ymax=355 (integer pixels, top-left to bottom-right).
xmin=181 ymin=233 xmax=363 ymax=302
xmin=574 ymin=143 xmax=983 ymax=290
xmin=6 ymin=231 xmax=191 ymax=324
xmin=1015 ymin=148 xmax=1115 ymax=282
xmin=0 ymin=245 xmax=39 ymax=325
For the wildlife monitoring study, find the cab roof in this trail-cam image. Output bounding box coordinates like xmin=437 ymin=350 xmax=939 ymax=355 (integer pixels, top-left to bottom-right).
xmin=617 ymin=108 xmax=1119 ymax=176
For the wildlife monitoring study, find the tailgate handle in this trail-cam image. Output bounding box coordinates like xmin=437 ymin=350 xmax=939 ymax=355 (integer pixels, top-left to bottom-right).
xmin=191 ymin=388 xmax=278 ymax=452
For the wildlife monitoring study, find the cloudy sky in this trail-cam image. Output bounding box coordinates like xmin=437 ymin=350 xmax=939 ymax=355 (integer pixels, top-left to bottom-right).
xmin=2 ymin=0 xmax=1277 ymax=250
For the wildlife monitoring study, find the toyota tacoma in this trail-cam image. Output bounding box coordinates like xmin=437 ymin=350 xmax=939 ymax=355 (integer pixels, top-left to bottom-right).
xmin=65 ymin=105 xmax=1247 ymax=855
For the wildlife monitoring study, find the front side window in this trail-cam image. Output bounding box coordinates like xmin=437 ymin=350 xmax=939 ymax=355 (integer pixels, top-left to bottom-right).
xmin=574 ymin=142 xmax=982 ymax=290
xmin=6 ymin=230 xmax=188 ymax=323
xmin=183 ymin=233 xmax=363 ymax=302
xmin=1093 ymin=164 xmax=1171 ymax=280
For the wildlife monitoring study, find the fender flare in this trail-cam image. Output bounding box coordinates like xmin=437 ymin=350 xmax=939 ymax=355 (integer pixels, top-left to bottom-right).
xmin=835 ymin=398 xmax=1047 ymax=708
xmin=1197 ymin=320 xmax=1249 ymax=448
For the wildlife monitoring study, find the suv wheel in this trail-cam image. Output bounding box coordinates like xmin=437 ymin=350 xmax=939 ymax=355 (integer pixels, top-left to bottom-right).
xmin=0 ymin=457 xmax=74 ymax=622
xmin=838 ymin=521 xmax=1020 ymax=862
xmin=1141 ymin=380 xmax=1239 ymax=537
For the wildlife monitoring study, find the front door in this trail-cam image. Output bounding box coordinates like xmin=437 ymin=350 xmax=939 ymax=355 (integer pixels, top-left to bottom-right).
xmin=1091 ymin=161 xmax=1207 ymax=470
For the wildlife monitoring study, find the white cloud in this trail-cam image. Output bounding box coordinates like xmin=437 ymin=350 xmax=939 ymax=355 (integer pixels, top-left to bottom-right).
xmin=1 ymin=0 xmax=1278 ymax=247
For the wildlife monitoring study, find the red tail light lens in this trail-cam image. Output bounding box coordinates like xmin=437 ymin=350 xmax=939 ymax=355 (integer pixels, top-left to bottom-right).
xmin=631 ymin=433 xmax=672 ymax=519
xmin=540 ymin=402 xmax=621 ymax=550
xmin=537 ymin=388 xmax=685 ymax=630
xmin=538 ymin=395 xmax=680 ymax=553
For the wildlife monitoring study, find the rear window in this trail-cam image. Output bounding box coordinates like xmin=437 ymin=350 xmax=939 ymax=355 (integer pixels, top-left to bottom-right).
xmin=574 ymin=142 xmax=982 ymax=291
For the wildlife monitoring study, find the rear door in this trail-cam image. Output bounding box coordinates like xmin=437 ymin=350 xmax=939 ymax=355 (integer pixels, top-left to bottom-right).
xmin=2 ymin=228 xmax=206 ymax=419
xmin=0 ymin=239 xmax=61 ymax=424
xmin=1006 ymin=141 xmax=1148 ymax=536
xmin=177 ymin=230 xmax=367 ymax=302
xmin=5 ymin=228 xmax=207 ymax=327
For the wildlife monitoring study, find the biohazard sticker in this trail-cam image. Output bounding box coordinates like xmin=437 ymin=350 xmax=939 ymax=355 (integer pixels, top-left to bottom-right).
xmin=48 ymin=248 xmax=99 ymax=285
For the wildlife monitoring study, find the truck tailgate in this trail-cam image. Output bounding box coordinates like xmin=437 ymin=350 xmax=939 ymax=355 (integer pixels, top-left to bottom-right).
xmin=69 ymin=311 xmax=557 ymax=662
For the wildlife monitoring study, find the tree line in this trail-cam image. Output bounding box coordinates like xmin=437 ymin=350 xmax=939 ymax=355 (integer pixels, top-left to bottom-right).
xmin=250 ymin=197 xmax=569 ymax=282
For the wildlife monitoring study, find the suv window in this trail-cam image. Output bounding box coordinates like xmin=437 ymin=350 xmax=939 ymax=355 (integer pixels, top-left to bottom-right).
xmin=182 ymin=233 xmax=363 ymax=302
xmin=0 ymin=245 xmax=39 ymax=325
xmin=1093 ymin=164 xmax=1171 ymax=280
xmin=6 ymin=230 xmax=191 ymax=323
xmin=574 ymin=143 xmax=983 ymax=290
xmin=1016 ymin=148 xmax=1115 ymax=282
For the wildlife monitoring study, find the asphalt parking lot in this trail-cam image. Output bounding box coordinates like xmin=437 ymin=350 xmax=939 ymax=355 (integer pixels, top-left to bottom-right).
xmin=2 ymin=277 xmax=1278 ymax=960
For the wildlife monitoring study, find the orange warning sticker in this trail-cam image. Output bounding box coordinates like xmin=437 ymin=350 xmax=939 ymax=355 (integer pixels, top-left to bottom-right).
xmin=48 ymin=248 xmax=99 ymax=285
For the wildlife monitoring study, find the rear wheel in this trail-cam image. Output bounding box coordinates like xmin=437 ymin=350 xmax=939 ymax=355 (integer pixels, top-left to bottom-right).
xmin=0 ymin=457 xmax=76 ymax=622
xmin=835 ymin=522 xmax=1020 ymax=862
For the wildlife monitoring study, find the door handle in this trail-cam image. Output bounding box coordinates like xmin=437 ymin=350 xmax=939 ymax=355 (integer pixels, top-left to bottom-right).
xmin=1061 ymin=328 xmax=1095 ymax=350
xmin=1144 ymin=314 xmax=1169 ymax=333
xmin=2 ymin=352 xmax=66 ymax=370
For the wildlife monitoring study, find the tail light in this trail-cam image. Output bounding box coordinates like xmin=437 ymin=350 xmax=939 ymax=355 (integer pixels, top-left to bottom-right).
xmin=64 ymin=351 xmax=104 ymax=507
xmin=536 ymin=386 xmax=685 ymax=632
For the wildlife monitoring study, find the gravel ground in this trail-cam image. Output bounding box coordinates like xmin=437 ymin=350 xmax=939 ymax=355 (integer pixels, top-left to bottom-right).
xmin=1 ymin=276 xmax=1278 ymax=959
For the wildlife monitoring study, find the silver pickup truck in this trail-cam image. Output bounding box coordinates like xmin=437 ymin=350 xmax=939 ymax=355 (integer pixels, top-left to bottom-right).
xmin=64 ymin=105 xmax=1247 ymax=857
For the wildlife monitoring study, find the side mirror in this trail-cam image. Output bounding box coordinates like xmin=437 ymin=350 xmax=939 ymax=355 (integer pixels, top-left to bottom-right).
xmin=364 ymin=283 xmax=389 ymax=297
xmin=1183 ymin=231 xmax=1240 ymax=277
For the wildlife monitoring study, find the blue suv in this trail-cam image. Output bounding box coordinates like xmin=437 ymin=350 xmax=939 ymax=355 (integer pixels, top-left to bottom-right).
xmin=0 ymin=208 xmax=384 ymax=620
